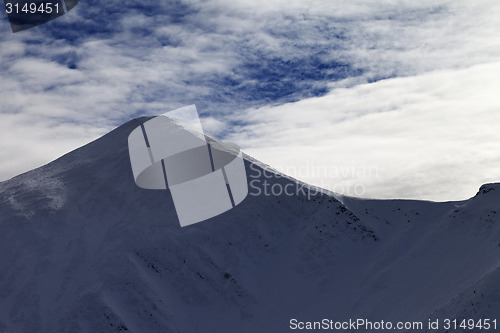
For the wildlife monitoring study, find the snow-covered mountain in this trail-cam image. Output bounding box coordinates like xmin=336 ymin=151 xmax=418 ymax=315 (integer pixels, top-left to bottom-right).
xmin=0 ymin=117 xmax=499 ymax=333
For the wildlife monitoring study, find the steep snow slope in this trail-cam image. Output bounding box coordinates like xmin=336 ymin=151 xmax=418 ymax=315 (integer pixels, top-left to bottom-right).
xmin=0 ymin=117 xmax=498 ymax=333
xmin=339 ymin=184 xmax=500 ymax=324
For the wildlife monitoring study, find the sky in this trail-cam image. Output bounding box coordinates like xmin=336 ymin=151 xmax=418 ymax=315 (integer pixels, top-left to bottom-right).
xmin=0 ymin=0 xmax=499 ymax=201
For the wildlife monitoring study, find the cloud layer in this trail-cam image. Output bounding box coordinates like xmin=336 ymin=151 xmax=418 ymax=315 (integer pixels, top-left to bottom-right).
xmin=226 ymin=62 xmax=500 ymax=201
xmin=0 ymin=0 xmax=499 ymax=200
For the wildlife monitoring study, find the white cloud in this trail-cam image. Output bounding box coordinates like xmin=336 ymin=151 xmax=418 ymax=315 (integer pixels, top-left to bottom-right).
xmin=227 ymin=61 xmax=500 ymax=201
xmin=0 ymin=113 xmax=108 ymax=181
xmin=0 ymin=0 xmax=499 ymax=203
xmin=200 ymin=116 xmax=227 ymax=136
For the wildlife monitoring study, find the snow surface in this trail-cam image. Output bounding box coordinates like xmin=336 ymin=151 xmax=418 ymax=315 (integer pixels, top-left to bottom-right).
xmin=0 ymin=117 xmax=498 ymax=332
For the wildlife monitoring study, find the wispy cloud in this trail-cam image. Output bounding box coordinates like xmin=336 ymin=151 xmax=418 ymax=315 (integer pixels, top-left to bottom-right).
xmin=0 ymin=0 xmax=499 ymax=201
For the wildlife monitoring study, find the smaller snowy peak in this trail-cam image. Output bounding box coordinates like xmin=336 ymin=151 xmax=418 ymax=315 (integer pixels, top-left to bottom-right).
xmin=475 ymin=183 xmax=500 ymax=196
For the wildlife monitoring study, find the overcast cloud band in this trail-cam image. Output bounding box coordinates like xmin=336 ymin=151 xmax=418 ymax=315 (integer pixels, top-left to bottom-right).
xmin=128 ymin=105 xmax=248 ymax=227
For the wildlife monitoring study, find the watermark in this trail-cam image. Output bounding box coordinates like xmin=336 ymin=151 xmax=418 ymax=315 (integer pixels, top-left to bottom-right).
xmin=272 ymin=161 xmax=379 ymax=181
xmin=128 ymin=105 xmax=248 ymax=227
xmin=3 ymin=0 xmax=79 ymax=33
xmin=290 ymin=318 xmax=423 ymax=331
xmin=128 ymin=104 xmax=379 ymax=225
xmin=289 ymin=318 xmax=498 ymax=331
xmin=248 ymin=162 xmax=379 ymax=199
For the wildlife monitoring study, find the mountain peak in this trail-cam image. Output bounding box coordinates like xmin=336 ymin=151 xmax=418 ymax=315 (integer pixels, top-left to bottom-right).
xmin=0 ymin=118 xmax=499 ymax=332
xmin=476 ymin=183 xmax=499 ymax=196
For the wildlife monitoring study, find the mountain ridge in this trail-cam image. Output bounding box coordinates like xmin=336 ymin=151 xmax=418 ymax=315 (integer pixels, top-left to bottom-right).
xmin=0 ymin=117 xmax=498 ymax=332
